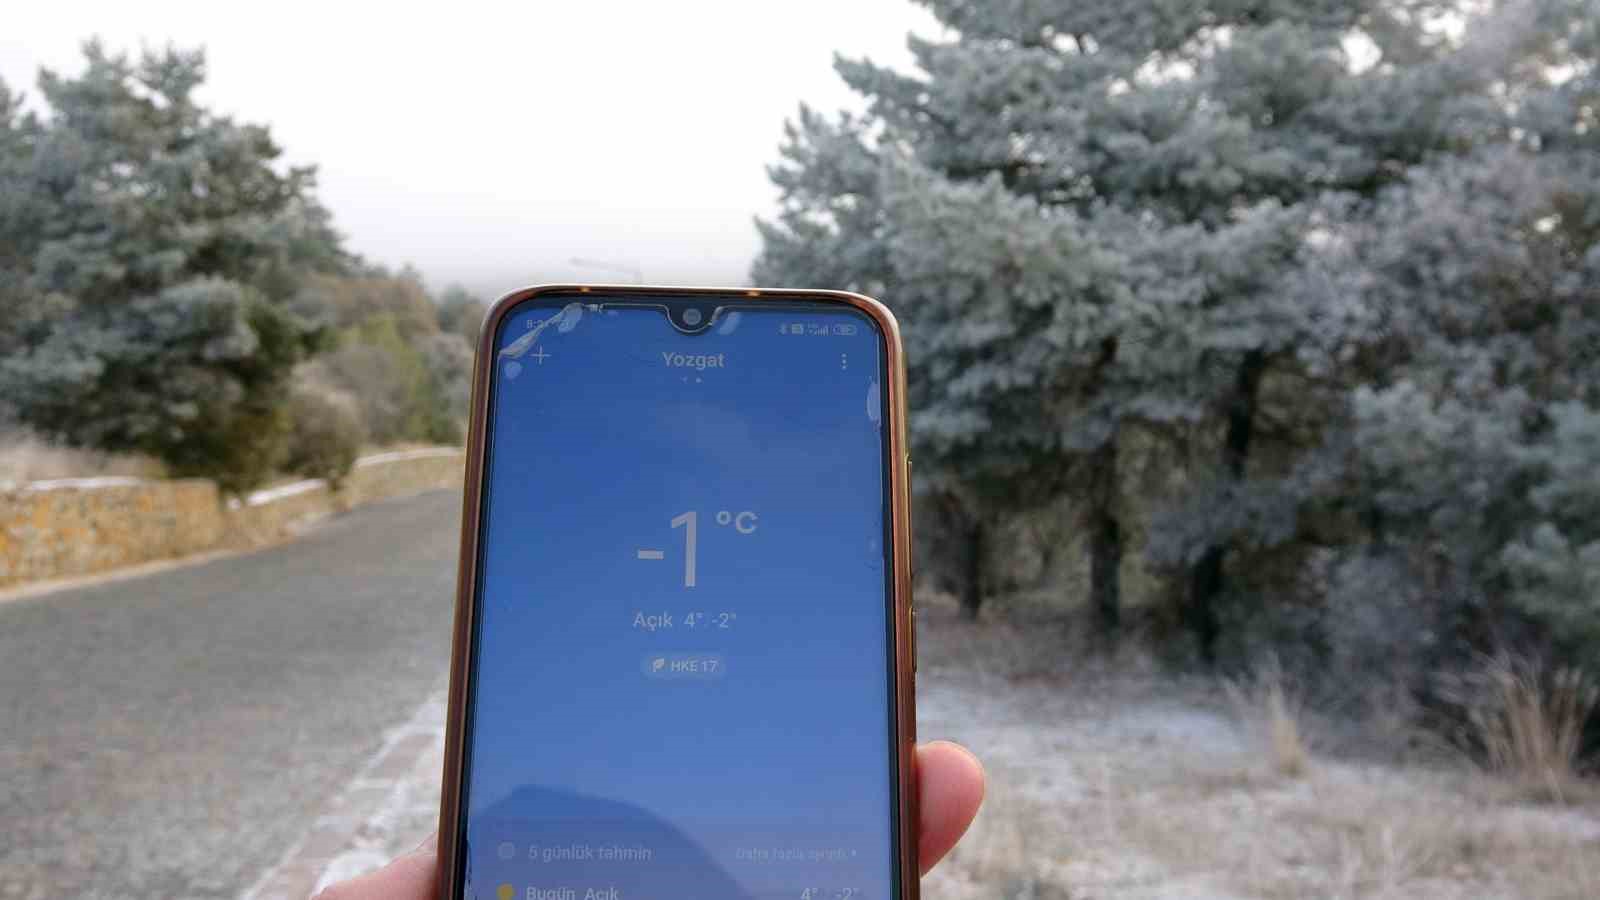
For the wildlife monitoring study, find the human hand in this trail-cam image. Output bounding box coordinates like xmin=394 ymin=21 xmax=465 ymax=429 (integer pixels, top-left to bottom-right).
xmin=315 ymin=741 xmax=984 ymax=899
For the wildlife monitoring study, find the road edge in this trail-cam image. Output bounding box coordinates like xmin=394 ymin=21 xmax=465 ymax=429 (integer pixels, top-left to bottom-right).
xmin=239 ymin=682 xmax=449 ymax=900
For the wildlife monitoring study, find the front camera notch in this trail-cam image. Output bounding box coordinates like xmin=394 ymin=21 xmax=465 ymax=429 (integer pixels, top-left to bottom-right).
xmin=668 ymin=303 xmax=716 ymax=334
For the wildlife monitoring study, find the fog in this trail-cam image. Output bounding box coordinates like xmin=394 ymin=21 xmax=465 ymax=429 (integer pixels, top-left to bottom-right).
xmin=0 ymin=1 xmax=940 ymax=296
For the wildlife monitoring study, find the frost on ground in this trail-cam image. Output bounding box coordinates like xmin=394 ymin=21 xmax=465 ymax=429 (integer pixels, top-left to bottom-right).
xmin=0 ymin=431 xmax=163 ymax=485
xmin=915 ymin=603 xmax=1600 ymax=900
xmin=301 ymin=691 xmax=448 ymax=896
xmin=311 ymin=605 xmax=1599 ymax=899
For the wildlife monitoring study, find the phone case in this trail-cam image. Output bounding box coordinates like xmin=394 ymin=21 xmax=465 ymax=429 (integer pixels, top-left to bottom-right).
xmin=437 ymin=285 xmax=918 ymax=900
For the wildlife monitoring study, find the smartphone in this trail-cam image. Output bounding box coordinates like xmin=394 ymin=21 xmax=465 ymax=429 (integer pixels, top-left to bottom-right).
xmin=438 ymin=285 xmax=917 ymax=900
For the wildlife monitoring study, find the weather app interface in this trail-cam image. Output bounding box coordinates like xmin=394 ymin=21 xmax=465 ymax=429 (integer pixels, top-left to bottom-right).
xmin=460 ymin=297 xmax=896 ymax=900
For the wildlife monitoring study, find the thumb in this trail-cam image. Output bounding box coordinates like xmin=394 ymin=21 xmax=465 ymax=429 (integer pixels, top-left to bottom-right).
xmin=313 ymin=837 xmax=438 ymax=900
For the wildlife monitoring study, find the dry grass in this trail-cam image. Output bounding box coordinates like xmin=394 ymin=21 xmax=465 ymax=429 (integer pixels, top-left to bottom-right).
xmin=914 ymin=599 xmax=1600 ymax=900
xmin=913 ymin=588 xmax=1166 ymax=687
xmin=1441 ymin=654 xmax=1600 ymax=804
xmin=1224 ymin=655 xmax=1312 ymax=779
xmin=0 ymin=431 xmax=164 ymax=484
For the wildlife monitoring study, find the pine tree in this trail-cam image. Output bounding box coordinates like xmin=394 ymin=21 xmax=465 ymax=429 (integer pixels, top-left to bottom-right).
xmin=0 ymin=43 xmax=347 ymax=491
xmin=1335 ymin=27 xmax=1600 ymax=667
xmin=756 ymin=0 xmax=1599 ymax=659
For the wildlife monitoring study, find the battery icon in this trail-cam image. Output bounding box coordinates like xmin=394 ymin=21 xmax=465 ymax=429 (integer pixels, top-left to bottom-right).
xmin=833 ymin=323 xmax=858 ymax=336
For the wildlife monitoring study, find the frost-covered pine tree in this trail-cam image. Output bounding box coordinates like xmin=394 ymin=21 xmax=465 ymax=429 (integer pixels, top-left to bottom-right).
xmin=0 ymin=43 xmax=347 ymax=491
xmin=1332 ymin=12 xmax=1600 ymax=667
xmin=760 ymin=107 xmax=1152 ymax=625
xmin=756 ymin=0 xmax=1597 ymax=660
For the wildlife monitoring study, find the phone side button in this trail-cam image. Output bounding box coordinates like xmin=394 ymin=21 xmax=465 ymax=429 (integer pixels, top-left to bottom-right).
xmin=910 ymin=609 xmax=918 ymax=672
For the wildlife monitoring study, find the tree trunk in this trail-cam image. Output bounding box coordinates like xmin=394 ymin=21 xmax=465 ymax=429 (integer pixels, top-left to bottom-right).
xmin=1186 ymin=548 xmax=1224 ymax=665
xmin=1087 ymin=439 xmax=1122 ymax=637
xmin=1187 ymin=349 xmax=1267 ymax=665
xmin=960 ymin=514 xmax=985 ymax=621
xmin=1090 ymin=508 xmax=1122 ymax=636
xmin=1084 ymin=336 xmax=1123 ymax=638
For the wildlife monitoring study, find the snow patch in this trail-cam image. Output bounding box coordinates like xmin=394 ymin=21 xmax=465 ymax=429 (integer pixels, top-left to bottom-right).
xmin=354 ymin=448 xmax=463 ymax=468
xmin=14 ymin=475 xmax=149 ymax=493
xmin=243 ymin=479 xmax=326 ymax=507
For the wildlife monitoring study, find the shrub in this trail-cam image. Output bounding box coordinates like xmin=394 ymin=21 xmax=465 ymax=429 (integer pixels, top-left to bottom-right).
xmin=436 ymin=285 xmax=488 ymax=343
xmin=186 ymin=401 xmax=293 ymax=497
xmin=283 ymin=381 xmax=365 ymax=490
xmin=298 ymin=314 xmax=472 ymax=448
xmin=417 ymin=332 xmax=472 ymax=445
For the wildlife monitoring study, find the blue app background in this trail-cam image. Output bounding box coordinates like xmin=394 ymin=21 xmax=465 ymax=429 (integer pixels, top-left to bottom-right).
xmin=460 ymin=296 xmax=896 ymax=900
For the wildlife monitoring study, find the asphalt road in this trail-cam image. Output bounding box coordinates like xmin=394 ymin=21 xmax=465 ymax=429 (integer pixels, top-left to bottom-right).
xmin=0 ymin=490 xmax=461 ymax=899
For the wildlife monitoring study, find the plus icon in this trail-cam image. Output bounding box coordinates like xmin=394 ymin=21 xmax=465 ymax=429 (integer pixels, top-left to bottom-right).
xmin=530 ymin=346 xmax=551 ymax=365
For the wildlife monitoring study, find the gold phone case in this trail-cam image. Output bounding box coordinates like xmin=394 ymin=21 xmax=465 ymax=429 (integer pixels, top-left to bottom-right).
xmin=436 ymin=285 xmax=918 ymax=900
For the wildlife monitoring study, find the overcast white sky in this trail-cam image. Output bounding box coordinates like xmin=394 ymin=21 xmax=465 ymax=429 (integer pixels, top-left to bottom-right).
xmin=1 ymin=1 xmax=941 ymax=296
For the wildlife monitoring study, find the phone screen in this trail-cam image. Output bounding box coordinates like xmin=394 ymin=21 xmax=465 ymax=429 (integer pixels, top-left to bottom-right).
xmin=455 ymin=294 xmax=899 ymax=900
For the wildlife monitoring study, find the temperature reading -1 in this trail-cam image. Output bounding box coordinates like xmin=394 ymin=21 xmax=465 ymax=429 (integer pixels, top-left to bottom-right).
xmin=671 ymin=511 xmax=698 ymax=587
xmin=645 ymin=510 xmax=759 ymax=589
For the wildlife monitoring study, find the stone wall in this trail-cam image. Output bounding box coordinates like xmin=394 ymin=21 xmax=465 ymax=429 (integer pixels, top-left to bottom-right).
xmin=343 ymin=449 xmax=464 ymax=507
xmin=0 ymin=478 xmax=226 ymax=585
xmin=0 ymin=449 xmax=463 ymax=588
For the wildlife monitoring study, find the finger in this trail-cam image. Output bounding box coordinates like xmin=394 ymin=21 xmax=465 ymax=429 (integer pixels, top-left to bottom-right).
xmin=312 ymin=836 xmax=438 ymax=900
xmin=916 ymin=740 xmax=986 ymax=876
